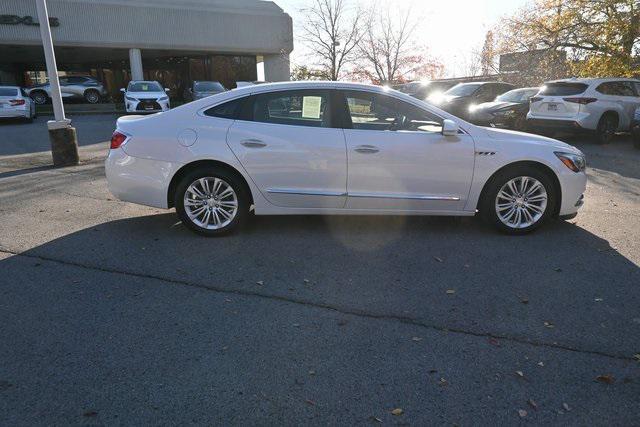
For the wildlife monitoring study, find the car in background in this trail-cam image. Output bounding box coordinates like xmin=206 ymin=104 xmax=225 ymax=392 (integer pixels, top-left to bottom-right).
xmin=429 ymin=81 xmax=515 ymax=120
xmin=106 ymin=81 xmax=587 ymax=237
xmin=394 ymin=81 xmax=457 ymax=101
xmin=25 ymin=75 xmax=106 ymax=105
xmin=121 ymin=81 xmax=170 ymax=113
xmin=0 ymin=86 xmax=36 ymax=122
xmin=632 ymin=106 xmax=640 ymax=149
xmin=468 ymin=87 xmax=539 ymax=130
xmin=527 ymin=78 xmax=640 ymax=144
xmin=184 ymin=81 xmax=226 ymax=102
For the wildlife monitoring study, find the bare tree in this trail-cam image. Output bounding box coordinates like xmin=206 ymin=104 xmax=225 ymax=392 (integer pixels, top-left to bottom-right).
xmin=354 ymin=5 xmax=441 ymax=85
xmin=300 ymin=0 xmax=363 ymax=80
xmin=480 ymin=30 xmax=498 ymax=75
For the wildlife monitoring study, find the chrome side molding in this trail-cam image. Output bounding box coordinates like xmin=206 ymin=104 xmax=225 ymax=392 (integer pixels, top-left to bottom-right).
xmin=267 ymin=188 xmax=459 ymax=201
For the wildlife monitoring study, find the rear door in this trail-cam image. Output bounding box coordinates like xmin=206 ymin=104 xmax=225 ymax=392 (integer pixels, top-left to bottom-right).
xmin=530 ymin=82 xmax=589 ymax=119
xmin=226 ymin=89 xmax=348 ymax=209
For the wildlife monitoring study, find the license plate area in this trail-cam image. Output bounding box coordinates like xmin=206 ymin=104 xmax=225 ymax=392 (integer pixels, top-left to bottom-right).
xmin=547 ymin=104 xmax=558 ymax=111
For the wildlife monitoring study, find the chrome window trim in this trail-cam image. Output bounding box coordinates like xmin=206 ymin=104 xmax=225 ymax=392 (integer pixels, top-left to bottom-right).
xmin=267 ymin=188 xmax=347 ymax=197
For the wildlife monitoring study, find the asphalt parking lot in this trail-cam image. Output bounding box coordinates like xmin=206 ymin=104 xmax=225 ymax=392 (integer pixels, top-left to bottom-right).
xmin=0 ymin=116 xmax=639 ymax=425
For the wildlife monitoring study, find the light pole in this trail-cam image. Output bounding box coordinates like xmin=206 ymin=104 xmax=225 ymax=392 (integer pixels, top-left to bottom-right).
xmin=35 ymin=0 xmax=79 ymax=167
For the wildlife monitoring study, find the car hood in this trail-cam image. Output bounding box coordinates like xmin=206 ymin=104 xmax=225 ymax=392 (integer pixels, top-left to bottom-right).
xmin=483 ymin=127 xmax=581 ymax=153
xmin=126 ymin=91 xmax=167 ymax=98
xmin=476 ymin=101 xmax=520 ymax=112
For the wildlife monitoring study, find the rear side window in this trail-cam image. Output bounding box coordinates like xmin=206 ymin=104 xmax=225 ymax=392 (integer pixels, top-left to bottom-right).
xmin=204 ymin=97 xmax=246 ymax=119
xmin=539 ymin=82 xmax=588 ymax=96
xmin=596 ymin=81 xmax=637 ymax=96
xmin=248 ymin=90 xmax=331 ymax=128
xmin=0 ymin=88 xmax=18 ymax=96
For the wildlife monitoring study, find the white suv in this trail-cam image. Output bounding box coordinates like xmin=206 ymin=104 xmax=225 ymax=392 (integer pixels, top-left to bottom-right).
xmin=121 ymin=81 xmax=170 ymax=113
xmin=527 ymin=78 xmax=640 ymax=144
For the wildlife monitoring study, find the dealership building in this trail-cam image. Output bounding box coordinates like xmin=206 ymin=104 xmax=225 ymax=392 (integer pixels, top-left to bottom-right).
xmin=0 ymin=0 xmax=293 ymax=100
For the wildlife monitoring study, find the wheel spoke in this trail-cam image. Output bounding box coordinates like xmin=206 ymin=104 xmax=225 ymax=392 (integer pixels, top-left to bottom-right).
xmin=218 ymin=187 xmax=234 ymax=199
xmin=199 ymin=178 xmax=211 ymax=196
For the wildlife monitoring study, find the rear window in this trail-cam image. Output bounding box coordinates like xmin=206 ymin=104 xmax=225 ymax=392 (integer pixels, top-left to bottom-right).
xmin=0 ymin=88 xmax=18 ymax=96
xmin=539 ymin=83 xmax=588 ymax=96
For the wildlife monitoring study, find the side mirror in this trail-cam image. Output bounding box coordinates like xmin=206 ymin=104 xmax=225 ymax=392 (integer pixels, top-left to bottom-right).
xmin=164 ymin=88 xmax=171 ymax=92
xmin=119 ymin=88 xmax=125 ymax=93
xmin=442 ymin=119 xmax=459 ymax=136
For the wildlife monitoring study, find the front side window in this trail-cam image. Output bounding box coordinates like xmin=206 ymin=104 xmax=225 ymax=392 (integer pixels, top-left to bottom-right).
xmin=249 ymin=90 xmax=330 ymax=127
xmin=344 ymin=91 xmax=442 ymax=133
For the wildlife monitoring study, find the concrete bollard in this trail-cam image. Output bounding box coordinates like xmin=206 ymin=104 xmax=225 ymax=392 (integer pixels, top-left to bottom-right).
xmin=48 ymin=120 xmax=79 ymax=167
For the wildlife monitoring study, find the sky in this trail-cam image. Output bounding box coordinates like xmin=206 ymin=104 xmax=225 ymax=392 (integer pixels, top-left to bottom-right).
xmin=272 ymin=0 xmax=530 ymax=77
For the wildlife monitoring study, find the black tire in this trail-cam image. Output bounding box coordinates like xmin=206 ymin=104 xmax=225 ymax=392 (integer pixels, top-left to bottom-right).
xmin=174 ymin=167 xmax=249 ymax=236
xmin=31 ymin=91 xmax=48 ymax=105
xmin=594 ymin=113 xmax=617 ymax=145
xmin=480 ymin=165 xmax=557 ymax=235
xmin=84 ymin=89 xmax=100 ymax=104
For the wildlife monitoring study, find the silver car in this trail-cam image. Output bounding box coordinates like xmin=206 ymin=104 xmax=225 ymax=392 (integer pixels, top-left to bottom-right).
xmin=25 ymin=75 xmax=107 ymax=105
xmin=527 ymin=77 xmax=640 ymax=144
xmin=184 ymin=81 xmax=226 ymax=101
xmin=0 ymin=86 xmax=36 ymax=122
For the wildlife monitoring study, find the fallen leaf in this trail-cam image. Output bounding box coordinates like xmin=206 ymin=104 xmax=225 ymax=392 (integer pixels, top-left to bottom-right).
xmin=520 ymin=298 xmax=529 ymax=304
xmin=428 ymin=369 xmax=438 ymax=374
xmin=83 ymin=411 xmax=98 ymax=417
xmin=518 ymin=409 xmax=527 ymax=418
xmin=391 ymin=408 xmax=404 ymax=416
xmin=412 ymin=337 xmax=423 ymax=342
xmin=438 ymin=378 xmax=448 ymax=386
xmin=337 ymin=320 xmax=348 ymax=326
xmin=594 ymin=298 xmax=603 ymax=302
xmin=554 ymin=268 xmax=563 ymax=272
xmin=596 ymin=374 xmax=615 ymax=384
xmin=305 ymin=399 xmax=315 ymax=406
xmin=463 ymin=264 xmax=470 ymax=268
xmin=488 ymin=338 xmax=501 ymax=347
xmin=543 ymin=321 xmax=555 ymax=329
xmin=293 ymin=323 xmax=300 ymax=327
xmin=434 ymin=256 xmax=444 ymax=263
xmin=562 ymin=403 xmax=571 ymax=411
xmin=369 ymin=416 xmax=383 ymax=423
xmin=515 ymin=370 xmax=524 ymax=378
xmin=256 ymin=281 xmax=264 ymax=286
xmin=308 ymin=370 xmax=316 ymax=375
xmin=446 ymin=289 xmax=456 ymax=295
xmin=537 ymin=361 xmax=544 ymax=367
xmin=527 ymin=399 xmax=538 ymax=410
xmin=303 ymin=279 xmax=310 ymax=284
xmin=633 ymin=354 xmax=640 ymax=361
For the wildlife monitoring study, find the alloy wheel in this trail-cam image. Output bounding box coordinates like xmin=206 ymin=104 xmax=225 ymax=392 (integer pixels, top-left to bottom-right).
xmin=495 ymin=176 xmax=548 ymax=229
xmin=183 ymin=177 xmax=238 ymax=230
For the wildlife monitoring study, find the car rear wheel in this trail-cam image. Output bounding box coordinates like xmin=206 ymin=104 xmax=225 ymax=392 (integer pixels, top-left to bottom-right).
xmin=595 ymin=114 xmax=617 ymax=145
xmin=174 ymin=168 xmax=249 ymax=236
xmin=84 ymin=90 xmax=100 ymax=104
xmin=481 ymin=166 xmax=556 ymax=234
xmin=31 ymin=91 xmax=48 ymax=105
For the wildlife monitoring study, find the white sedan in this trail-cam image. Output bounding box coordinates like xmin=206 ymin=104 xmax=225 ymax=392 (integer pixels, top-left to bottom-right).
xmin=120 ymin=81 xmax=170 ymax=114
xmin=106 ymin=81 xmax=587 ymax=236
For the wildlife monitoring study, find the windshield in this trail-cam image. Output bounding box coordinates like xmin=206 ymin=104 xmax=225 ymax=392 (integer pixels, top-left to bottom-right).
xmin=128 ymin=82 xmax=163 ymax=92
xmin=496 ymin=89 xmax=539 ymax=103
xmin=539 ymin=82 xmax=588 ymax=96
xmin=0 ymin=88 xmax=18 ymax=97
xmin=445 ymin=83 xmax=482 ymax=97
xmin=194 ymin=81 xmax=225 ymax=92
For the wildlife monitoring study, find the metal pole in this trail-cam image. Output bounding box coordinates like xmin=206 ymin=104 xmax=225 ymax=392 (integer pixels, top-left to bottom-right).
xmin=35 ymin=0 xmax=66 ymax=123
xmin=35 ymin=0 xmax=78 ymax=167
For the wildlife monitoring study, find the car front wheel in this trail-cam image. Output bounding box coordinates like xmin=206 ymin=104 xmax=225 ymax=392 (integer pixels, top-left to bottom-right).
xmin=174 ymin=168 xmax=249 ymax=236
xmin=84 ymin=89 xmax=100 ymax=104
xmin=481 ymin=166 xmax=556 ymax=234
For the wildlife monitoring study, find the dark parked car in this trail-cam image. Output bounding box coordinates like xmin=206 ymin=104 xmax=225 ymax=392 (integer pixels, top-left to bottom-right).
xmin=184 ymin=81 xmax=226 ymax=101
xmin=393 ymin=81 xmax=457 ymax=101
xmin=468 ymin=87 xmax=539 ymax=130
xmin=632 ymin=106 xmax=640 ymax=149
xmin=431 ymin=81 xmax=515 ymax=120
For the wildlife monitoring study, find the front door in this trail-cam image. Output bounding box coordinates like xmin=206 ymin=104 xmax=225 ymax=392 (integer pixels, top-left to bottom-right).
xmin=340 ymin=90 xmax=475 ymax=212
xmin=226 ymin=89 xmax=347 ymax=209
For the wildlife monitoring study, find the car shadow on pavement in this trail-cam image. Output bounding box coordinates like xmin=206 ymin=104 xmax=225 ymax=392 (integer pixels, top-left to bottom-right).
xmin=2 ymin=211 xmax=639 ymax=358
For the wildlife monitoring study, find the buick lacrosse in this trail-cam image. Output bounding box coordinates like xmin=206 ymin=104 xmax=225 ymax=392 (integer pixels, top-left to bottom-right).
xmin=105 ymin=81 xmax=587 ymax=236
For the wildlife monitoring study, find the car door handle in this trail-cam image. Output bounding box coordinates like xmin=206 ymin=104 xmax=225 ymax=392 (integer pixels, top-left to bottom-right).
xmin=354 ymin=145 xmax=379 ymax=154
xmin=241 ymin=139 xmax=267 ymax=148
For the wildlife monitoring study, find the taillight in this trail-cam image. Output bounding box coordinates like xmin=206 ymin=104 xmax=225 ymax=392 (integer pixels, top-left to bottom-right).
xmin=110 ymin=131 xmax=128 ymax=149
xmin=563 ymin=97 xmax=597 ymax=105
xmin=9 ymin=99 xmax=26 ymax=106
xmin=530 ymin=97 xmax=543 ymax=103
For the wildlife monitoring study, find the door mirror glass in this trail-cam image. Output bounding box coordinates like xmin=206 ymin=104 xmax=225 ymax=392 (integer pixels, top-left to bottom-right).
xmin=442 ymin=119 xmax=459 ymax=136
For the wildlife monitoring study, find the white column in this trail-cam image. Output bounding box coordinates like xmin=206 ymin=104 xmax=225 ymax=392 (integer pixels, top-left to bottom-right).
xmin=129 ymin=48 xmax=144 ymax=81
xmin=35 ymin=0 xmax=67 ymax=125
xmin=263 ymin=53 xmax=290 ymax=82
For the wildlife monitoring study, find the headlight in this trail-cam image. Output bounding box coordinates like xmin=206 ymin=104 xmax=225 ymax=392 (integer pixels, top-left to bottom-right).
xmin=125 ymin=96 xmax=137 ymax=102
xmin=492 ymin=109 xmax=515 ymax=117
xmin=555 ymin=152 xmax=586 ymax=172
xmin=158 ymin=96 xmax=169 ymax=101
xmin=468 ymin=105 xmax=479 ymax=113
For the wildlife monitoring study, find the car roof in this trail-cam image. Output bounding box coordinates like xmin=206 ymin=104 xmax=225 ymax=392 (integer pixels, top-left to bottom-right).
xmin=546 ymin=77 xmax=640 ymax=84
xmin=0 ymin=86 xmax=20 ymax=89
